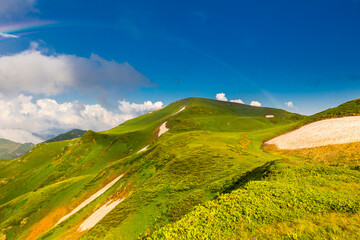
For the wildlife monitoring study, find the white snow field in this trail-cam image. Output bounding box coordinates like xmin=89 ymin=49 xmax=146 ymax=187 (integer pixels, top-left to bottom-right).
xmin=265 ymin=116 xmax=360 ymax=149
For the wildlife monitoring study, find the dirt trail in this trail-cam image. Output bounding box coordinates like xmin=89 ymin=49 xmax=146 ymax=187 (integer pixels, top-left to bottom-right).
xmin=240 ymin=134 xmax=252 ymax=148
xmin=281 ymin=113 xmax=293 ymax=122
xmin=266 ymin=116 xmax=360 ymax=149
xmin=56 ymin=174 xmax=124 ymax=225
xmin=77 ymin=198 xmax=125 ymax=232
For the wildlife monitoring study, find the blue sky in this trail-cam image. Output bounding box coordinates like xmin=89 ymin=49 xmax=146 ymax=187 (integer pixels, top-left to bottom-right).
xmin=0 ymin=0 xmax=360 ymax=139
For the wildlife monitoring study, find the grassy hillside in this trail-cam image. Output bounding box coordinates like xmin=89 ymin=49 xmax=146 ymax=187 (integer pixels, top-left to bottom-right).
xmin=304 ymin=98 xmax=360 ymax=124
xmin=149 ymin=157 xmax=360 ymax=239
xmin=45 ymin=129 xmax=87 ymax=143
xmin=0 ymin=97 xmax=303 ymax=240
xmin=3 ymin=97 xmax=360 ymax=240
xmin=148 ymin=100 xmax=360 ymax=239
xmin=265 ymin=141 xmax=360 ymax=168
xmin=0 ymin=138 xmax=34 ymax=159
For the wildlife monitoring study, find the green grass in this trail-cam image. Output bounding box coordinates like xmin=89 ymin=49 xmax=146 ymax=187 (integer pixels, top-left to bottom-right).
xmin=7 ymin=97 xmax=359 ymax=240
xmin=149 ymin=159 xmax=360 ymax=239
xmin=303 ymin=98 xmax=360 ymax=124
xmin=71 ymin=98 xmax=302 ymax=239
xmin=144 ymin=99 xmax=360 ymax=240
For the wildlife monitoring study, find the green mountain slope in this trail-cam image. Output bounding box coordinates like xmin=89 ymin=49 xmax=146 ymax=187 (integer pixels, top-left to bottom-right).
xmin=45 ymin=129 xmax=87 ymax=143
xmin=3 ymin=97 xmax=360 ymax=240
xmin=0 ymin=138 xmax=34 ymax=159
xmin=149 ymin=100 xmax=360 ymax=239
xmin=2 ymin=97 xmax=360 ymax=239
xmin=304 ymin=98 xmax=360 ymax=124
xmin=0 ymin=97 xmax=304 ymax=240
xmin=150 ymin=160 xmax=360 ymax=239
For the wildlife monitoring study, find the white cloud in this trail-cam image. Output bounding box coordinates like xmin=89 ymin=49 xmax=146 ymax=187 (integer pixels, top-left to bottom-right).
xmin=285 ymin=101 xmax=294 ymax=108
xmin=0 ymin=32 xmax=19 ymax=38
xmin=0 ymin=129 xmax=43 ymax=144
xmin=0 ymin=0 xmax=37 ymax=20
xmin=216 ymin=93 xmax=261 ymax=107
xmin=0 ymin=43 xmax=150 ymax=97
xmin=250 ymin=101 xmax=261 ymax=107
xmin=118 ymin=100 xmax=163 ymax=115
xmin=216 ymin=93 xmax=228 ymax=101
xmin=0 ymin=94 xmax=164 ymax=142
xmin=230 ymin=99 xmax=244 ymax=104
xmin=0 ymin=48 xmax=73 ymax=96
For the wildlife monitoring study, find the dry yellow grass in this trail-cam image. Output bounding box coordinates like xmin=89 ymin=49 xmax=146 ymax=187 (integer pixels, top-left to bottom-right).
xmin=264 ymin=142 xmax=360 ymax=166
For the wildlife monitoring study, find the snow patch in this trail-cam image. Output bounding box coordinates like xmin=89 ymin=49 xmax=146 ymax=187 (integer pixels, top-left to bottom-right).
xmin=171 ymin=106 xmax=186 ymax=116
xmin=56 ymin=174 xmax=124 ymax=225
xmin=137 ymin=145 xmax=149 ymax=153
xmin=158 ymin=122 xmax=169 ymax=137
xmin=77 ymin=198 xmax=125 ymax=232
xmin=265 ymin=116 xmax=360 ymax=149
xmin=157 ymin=106 xmax=186 ymax=138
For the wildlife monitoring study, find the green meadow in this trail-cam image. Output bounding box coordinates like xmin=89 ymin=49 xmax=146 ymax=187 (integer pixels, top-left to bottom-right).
xmin=1 ymin=97 xmax=359 ymax=240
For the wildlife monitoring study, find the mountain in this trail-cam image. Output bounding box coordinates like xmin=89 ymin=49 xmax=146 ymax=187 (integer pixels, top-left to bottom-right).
xmin=0 ymin=139 xmax=34 ymax=159
xmin=0 ymin=97 xmax=359 ymax=240
xmin=45 ymin=129 xmax=87 ymax=143
xmin=150 ymin=99 xmax=360 ymax=239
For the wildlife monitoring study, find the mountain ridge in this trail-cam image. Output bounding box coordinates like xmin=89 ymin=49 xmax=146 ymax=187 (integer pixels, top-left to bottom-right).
xmin=45 ymin=129 xmax=87 ymax=143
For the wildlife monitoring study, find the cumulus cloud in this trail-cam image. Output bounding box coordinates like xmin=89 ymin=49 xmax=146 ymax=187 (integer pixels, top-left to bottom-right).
xmin=0 ymin=94 xmax=163 ymax=141
xmin=118 ymin=100 xmax=163 ymax=115
xmin=250 ymin=101 xmax=261 ymax=107
xmin=230 ymin=99 xmax=244 ymax=104
xmin=0 ymin=43 xmax=151 ymax=97
xmin=216 ymin=93 xmax=228 ymax=101
xmin=216 ymin=93 xmax=258 ymax=106
xmin=285 ymin=101 xmax=294 ymax=108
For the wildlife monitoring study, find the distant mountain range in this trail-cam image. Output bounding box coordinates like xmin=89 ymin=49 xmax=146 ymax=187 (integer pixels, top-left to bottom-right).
xmin=0 ymin=138 xmax=34 ymax=159
xmin=45 ymin=129 xmax=87 ymax=143
xmin=0 ymin=129 xmax=86 ymax=159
